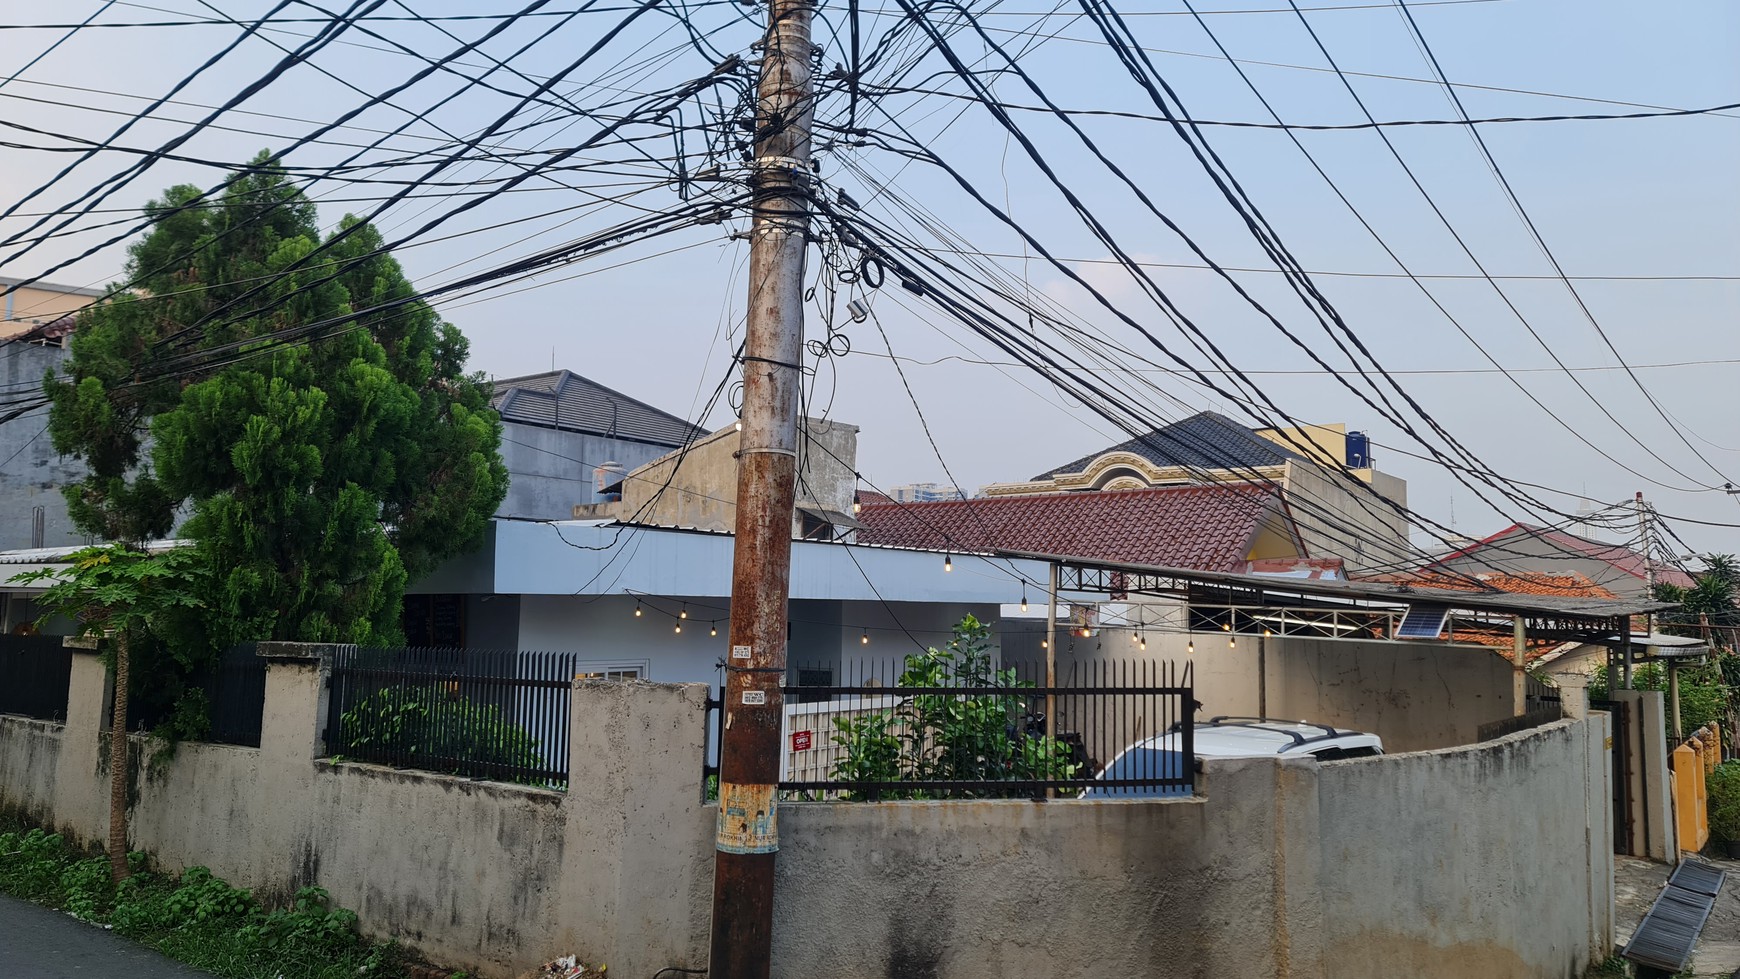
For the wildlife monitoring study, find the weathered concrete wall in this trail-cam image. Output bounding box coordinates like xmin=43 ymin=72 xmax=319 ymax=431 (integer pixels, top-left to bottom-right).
xmin=0 ymin=647 xmax=1611 ymax=979
xmin=1 ymin=647 xmax=714 ymax=978
xmin=0 ymin=716 xmax=64 ymax=822
xmin=0 ymin=342 xmax=84 ymax=551
xmin=999 ymin=619 xmax=1518 ymax=753
xmin=775 ymin=759 xmax=1323 ymax=979
xmin=1315 ymin=714 xmax=1614 ymax=979
xmin=1180 ymin=633 xmax=1517 ymax=752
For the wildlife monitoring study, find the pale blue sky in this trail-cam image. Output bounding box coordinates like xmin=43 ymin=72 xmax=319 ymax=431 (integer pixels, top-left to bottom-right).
xmin=2 ymin=0 xmax=1736 ymax=559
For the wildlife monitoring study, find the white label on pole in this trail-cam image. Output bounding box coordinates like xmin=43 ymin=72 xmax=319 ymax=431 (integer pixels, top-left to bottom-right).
xmin=741 ymin=690 xmax=767 ymax=705
xmin=731 ymin=644 xmax=752 ymax=660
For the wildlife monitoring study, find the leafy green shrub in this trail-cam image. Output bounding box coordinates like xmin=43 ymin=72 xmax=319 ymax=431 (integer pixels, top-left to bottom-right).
xmin=1589 ymin=661 xmax=1731 ymax=748
xmin=1709 ymin=761 xmax=1740 ymax=844
xmin=339 ymin=684 xmax=543 ymax=779
xmin=1 ymin=825 xmax=409 ymax=978
xmin=0 ymin=829 xmax=78 ymax=902
xmin=60 ymin=853 xmax=115 ymax=920
xmin=830 ymin=615 xmax=1081 ymax=799
xmin=829 ymin=712 xmax=904 ymax=801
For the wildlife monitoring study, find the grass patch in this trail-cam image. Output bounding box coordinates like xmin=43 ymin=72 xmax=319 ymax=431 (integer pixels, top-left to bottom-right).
xmin=0 ymin=824 xmax=442 ymax=979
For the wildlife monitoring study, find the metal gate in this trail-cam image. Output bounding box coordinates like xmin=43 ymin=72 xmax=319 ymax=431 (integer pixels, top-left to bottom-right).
xmin=1594 ymin=698 xmax=1633 ymax=855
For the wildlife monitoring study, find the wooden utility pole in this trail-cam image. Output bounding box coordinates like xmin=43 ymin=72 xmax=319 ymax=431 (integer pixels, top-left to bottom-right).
xmin=708 ymin=1 xmax=814 ymax=976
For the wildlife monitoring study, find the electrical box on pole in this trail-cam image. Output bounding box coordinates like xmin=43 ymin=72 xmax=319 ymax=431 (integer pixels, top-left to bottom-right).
xmin=708 ymin=2 xmax=815 ymax=978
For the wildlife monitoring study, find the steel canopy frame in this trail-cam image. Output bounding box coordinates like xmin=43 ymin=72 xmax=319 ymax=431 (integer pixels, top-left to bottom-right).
xmin=1008 ymin=552 xmax=1667 ymax=651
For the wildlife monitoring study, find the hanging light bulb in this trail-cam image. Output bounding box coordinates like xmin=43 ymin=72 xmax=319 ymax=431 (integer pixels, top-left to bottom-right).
xmin=734 ymin=420 xmax=743 ymax=432
xmin=1138 ymin=633 xmax=1147 ymax=651
xmin=860 ymin=631 xmax=869 ymax=645
xmin=674 ymin=622 xmax=683 ymax=634
xmin=1041 ymin=639 xmax=1049 ymax=649
xmin=710 ymin=623 xmax=718 ymax=637
xmin=1020 ymin=585 xmax=1028 ymax=613
xmin=634 ymin=601 xmax=642 ymax=617
xmin=944 ymin=553 xmax=953 ymax=572
xmin=1263 ymin=627 xmax=1272 ymax=637
xmin=1229 ymin=635 xmax=1236 ymax=649
xmin=1187 ymin=638 xmax=1195 ymax=655
xmin=1222 ymin=621 xmax=1231 ymax=632
xmin=680 ymin=605 xmax=688 ymax=619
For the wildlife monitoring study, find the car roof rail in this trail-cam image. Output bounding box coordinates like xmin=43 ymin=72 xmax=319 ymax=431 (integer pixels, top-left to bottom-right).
xmin=1202 ymin=716 xmax=1348 ymax=748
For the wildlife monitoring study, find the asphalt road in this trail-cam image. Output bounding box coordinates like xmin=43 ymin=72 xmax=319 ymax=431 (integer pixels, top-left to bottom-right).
xmin=0 ymin=894 xmax=216 ymax=978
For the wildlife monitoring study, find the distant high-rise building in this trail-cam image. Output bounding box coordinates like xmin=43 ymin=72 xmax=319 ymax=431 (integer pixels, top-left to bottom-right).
xmin=887 ymin=482 xmax=964 ymax=504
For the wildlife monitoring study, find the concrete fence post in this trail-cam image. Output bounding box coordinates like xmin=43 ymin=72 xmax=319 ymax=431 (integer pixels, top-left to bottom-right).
xmin=253 ymin=642 xmax=336 ymax=893
xmin=255 ymin=642 xmax=336 ymax=761
xmin=51 ymin=637 xmax=109 ymax=842
xmin=560 ymin=680 xmax=714 ymax=979
xmin=1556 ymin=672 xmax=1589 ymax=720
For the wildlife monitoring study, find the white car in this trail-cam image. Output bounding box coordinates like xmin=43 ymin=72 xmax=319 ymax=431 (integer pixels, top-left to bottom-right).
xmin=1079 ymin=717 xmax=1384 ymax=798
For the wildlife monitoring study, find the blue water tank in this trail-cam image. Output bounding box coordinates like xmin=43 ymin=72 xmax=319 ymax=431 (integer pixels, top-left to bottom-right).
xmin=1346 ymin=431 xmax=1370 ymax=469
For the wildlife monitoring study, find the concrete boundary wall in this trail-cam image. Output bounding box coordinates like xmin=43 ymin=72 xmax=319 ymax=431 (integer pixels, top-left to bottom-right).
xmin=0 ymin=645 xmax=1611 ymax=979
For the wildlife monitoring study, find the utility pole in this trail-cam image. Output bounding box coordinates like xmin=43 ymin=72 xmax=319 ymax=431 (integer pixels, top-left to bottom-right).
xmin=709 ymin=2 xmax=814 ymax=977
xmin=1627 ymin=490 xmax=1653 ymax=690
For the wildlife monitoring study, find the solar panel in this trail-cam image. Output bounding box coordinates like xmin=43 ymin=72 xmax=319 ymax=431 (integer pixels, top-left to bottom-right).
xmin=1623 ymin=860 xmax=1727 ymax=974
xmin=1395 ymin=604 xmax=1450 ymax=639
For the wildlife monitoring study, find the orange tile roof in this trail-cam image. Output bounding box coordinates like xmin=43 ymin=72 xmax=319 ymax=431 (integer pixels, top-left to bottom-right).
xmin=1358 ymin=570 xmax=1618 ymax=600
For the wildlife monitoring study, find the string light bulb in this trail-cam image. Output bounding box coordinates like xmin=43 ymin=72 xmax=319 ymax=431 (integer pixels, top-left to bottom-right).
xmin=1263 ymin=627 xmax=1272 ymax=637
xmin=944 ymin=553 xmax=953 ymax=572
xmin=860 ymin=631 xmax=869 ymax=645
xmin=734 ymin=420 xmax=742 ymax=432
xmin=680 ymin=605 xmax=688 ymax=619
xmin=1040 ymin=639 xmax=1048 ymax=649
xmin=1229 ymin=635 xmax=1236 ymax=649
xmin=710 ymin=623 xmax=718 ymax=637
xmin=1138 ymin=633 xmax=1147 ymax=651
xmin=1187 ymin=638 xmax=1194 ymax=655
xmin=674 ymin=622 xmax=683 ymax=634
xmin=1020 ymin=585 xmax=1028 ymax=613
xmin=634 ymin=601 xmax=642 ymax=618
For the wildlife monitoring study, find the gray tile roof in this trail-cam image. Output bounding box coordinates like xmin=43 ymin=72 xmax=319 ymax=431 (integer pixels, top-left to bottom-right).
xmin=1034 ymin=411 xmax=1304 ymax=480
xmin=490 ymin=370 xmax=704 ymax=447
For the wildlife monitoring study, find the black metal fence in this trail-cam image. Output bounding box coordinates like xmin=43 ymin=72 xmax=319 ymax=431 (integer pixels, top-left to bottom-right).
xmin=0 ymin=635 xmax=73 ymax=722
xmin=765 ymin=657 xmax=1194 ymax=800
xmin=127 ymin=643 xmax=267 ymax=747
xmin=324 ymin=646 xmax=576 ymax=789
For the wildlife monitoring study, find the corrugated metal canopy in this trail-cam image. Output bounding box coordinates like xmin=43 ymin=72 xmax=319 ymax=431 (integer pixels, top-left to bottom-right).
xmin=986 ymin=547 xmax=1674 ymax=621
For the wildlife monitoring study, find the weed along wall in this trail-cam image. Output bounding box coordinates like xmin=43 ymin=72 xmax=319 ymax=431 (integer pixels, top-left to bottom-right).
xmin=0 ymin=643 xmax=1612 ymax=979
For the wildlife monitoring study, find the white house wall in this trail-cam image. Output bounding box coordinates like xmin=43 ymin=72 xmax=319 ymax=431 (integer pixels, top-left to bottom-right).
xmin=514 ymin=593 xmax=998 ymax=688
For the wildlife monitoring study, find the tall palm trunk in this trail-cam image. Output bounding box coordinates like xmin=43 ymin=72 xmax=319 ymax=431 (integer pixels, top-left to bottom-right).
xmin=108 ymin=630 xmax=131 ymax=882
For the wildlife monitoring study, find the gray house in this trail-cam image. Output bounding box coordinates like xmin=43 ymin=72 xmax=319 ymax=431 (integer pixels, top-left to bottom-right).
xmin=490 ymin=369 xmax=705 ymax=520
xmin=0 ymin=335 xmax=82 ymax=553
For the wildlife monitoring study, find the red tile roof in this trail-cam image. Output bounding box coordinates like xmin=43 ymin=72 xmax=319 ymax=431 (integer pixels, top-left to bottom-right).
xmin=1359 ymin=570 xmax=1619 ymax=599
xmin=855 ymin=485 xmax=1294 ymax=572
xmin=1429 ymin=523 xmax=1695 ymax=590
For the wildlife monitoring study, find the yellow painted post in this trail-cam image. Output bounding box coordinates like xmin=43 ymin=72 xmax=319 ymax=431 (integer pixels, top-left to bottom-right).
xmin=1673 ymin=742 xmax=1710 ymax=854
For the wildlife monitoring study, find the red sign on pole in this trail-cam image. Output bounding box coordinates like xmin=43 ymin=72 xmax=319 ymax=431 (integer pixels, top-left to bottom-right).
xmin=791 ymin=730 xmax=813 ymax=752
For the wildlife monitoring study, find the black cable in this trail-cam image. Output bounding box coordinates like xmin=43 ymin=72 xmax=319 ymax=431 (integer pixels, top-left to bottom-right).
xmin=1390 ymin=0 xmax=1736 ymax=489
